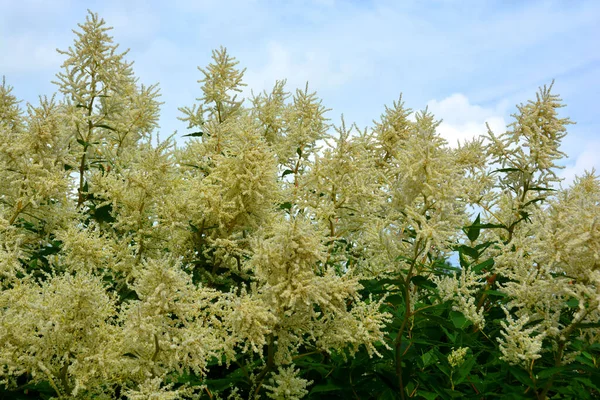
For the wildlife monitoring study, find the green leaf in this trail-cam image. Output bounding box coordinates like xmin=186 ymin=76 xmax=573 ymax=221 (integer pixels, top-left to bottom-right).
xmin=91 ymin=203 xmax=115 ymax=224
xmin=537 ymin=366 xmax=567 ymax=380
xmin=297 ymin=147 xmax=302 ymax=157
xmin=454 ymin=356 xmax=476 ymax=385
xmin=294 ymin=360 xmax=330 ymax=378
xmin=411 ymin=275 xmax=437 ymax=290
xmin=385 ymin=294 xmax=404 ymax=308
xmin=459 ymin=253 xmax=469 ymax=269
xmin=441 ymin=325 xmax=456 ymax=342
xmin=183 ymin=131 xmax=204 ymax=137
xmin=419 ymin=392 xmax=440 ymax=400
xmin=94 ymin=123 xmax=116 ymax=131
xmin=204 ymin=378 xmax=244 ymax=392
xmin=309 ymin=381 xmax=343 ymax=394
xmin=281 ymin=169 xmax=294 ymax=178
xmin=573 ymin=377 xmax=600 ymax=391
xmin=508 ymin=366 xmax=534 ymax=387
xmin=492 ymin=167 xmax=522 ymax=174
xmin=566 ymin=297 xmax=579 ymax=308
xmin=483 ymin=289 xmax=507 ymax=298
xmin=457 ymin=245 xmax=479 ymax=260
xmin=377 ymin=388 xmax=398 ymax=400
xmin=474 ymin=241 xmax=494 ymax=254
xmin=472 ymin=258 xmax=494 ymax=273
xmin=523 ymin=197 xmax=545 ymax=207
xmin=450 ymin=311 xmax=471 ymax=329
xmin=470 ymin=223 xmax=505 ymax=230
xmin=421 ymin=349 xmax=437 ymax=368
xmin=279 ymin=201 xmax=292 ymax=211
xmin=577 ymin=322 xmax=600 ymax=329
xmin=465 ymin=213 xmax=481 ymax=242
xmin=437 ymin=361 xmax=452 ymax=378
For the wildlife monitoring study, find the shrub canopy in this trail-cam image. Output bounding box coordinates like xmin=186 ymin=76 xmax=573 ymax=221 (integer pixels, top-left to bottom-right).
xmin=1 ymin=11 xmax=599 ymax=400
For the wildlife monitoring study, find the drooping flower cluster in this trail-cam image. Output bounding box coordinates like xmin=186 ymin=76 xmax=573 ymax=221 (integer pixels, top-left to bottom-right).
xmin=435 ymin=268 xmax=487 ymax=329
xmin=448 ymin=347 xmax=469 ymax=368
xmin=263 ymin=366 xmax=313 ymax=400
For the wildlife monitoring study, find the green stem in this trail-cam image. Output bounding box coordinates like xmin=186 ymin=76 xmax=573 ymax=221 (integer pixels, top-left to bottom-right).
xmin=77 ymin=75 xmax=97 ymax=208
xmin=8 ymin=199 xmax=29 ymax=225
xmin=253 ymin=333 xmax=275 ymax=399
xmin=395 ymin=241 xmax=423 ymax=399
xmin=538 ymin=310 xmax=588 ymax=399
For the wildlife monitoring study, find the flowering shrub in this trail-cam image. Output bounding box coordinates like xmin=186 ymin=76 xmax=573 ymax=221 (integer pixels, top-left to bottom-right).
xmin=1 ymin=11 xmax=598 ymax=400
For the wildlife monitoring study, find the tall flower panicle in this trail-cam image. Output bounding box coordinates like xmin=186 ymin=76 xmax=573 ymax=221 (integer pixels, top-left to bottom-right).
xmin=251 ymin=79 xmax=290 ymax=146
xmin=0 ymin=84 xmax=74 ymax=274
xmin=0 ymin=77 xmax=23 ymax=132
xmin=372 ymin=94 xmax=412 ymax=162
xmin=482 ymin=86 xmax=598 ymax=370
xmin=364 ymin=108 xmax=469 ymax=276
xmin=484 ymin=82 xmax=572 ymax=244
xmin=179 ymin=46 xmax=246 ymax=128
xmin=279 ymin=83 xmax=330 ymax=166
xmin=54 ymin=10 xmax=161 ymax=208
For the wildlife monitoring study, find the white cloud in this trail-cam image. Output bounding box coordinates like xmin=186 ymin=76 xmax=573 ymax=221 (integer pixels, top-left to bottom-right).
xmin=101 ymin=5 xmax=161 ymax=42
xmin=0 ymin=0 xmax=70 ymax=17
xmin=425 ymin=93 xmax=508 ymax=147
xmin=131 ymin=38 xmax=186 ymax=81
xmin=560 ymin=141 xmax=600 ymax=186
xmin=242 ymin=41 xmax=365 ymax=98
xmin=0 ymin=34 xmax=63 ymax=73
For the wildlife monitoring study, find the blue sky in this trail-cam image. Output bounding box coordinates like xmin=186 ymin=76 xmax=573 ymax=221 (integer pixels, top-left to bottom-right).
xmin=1 ymin=0 xmax=599 ymax=184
